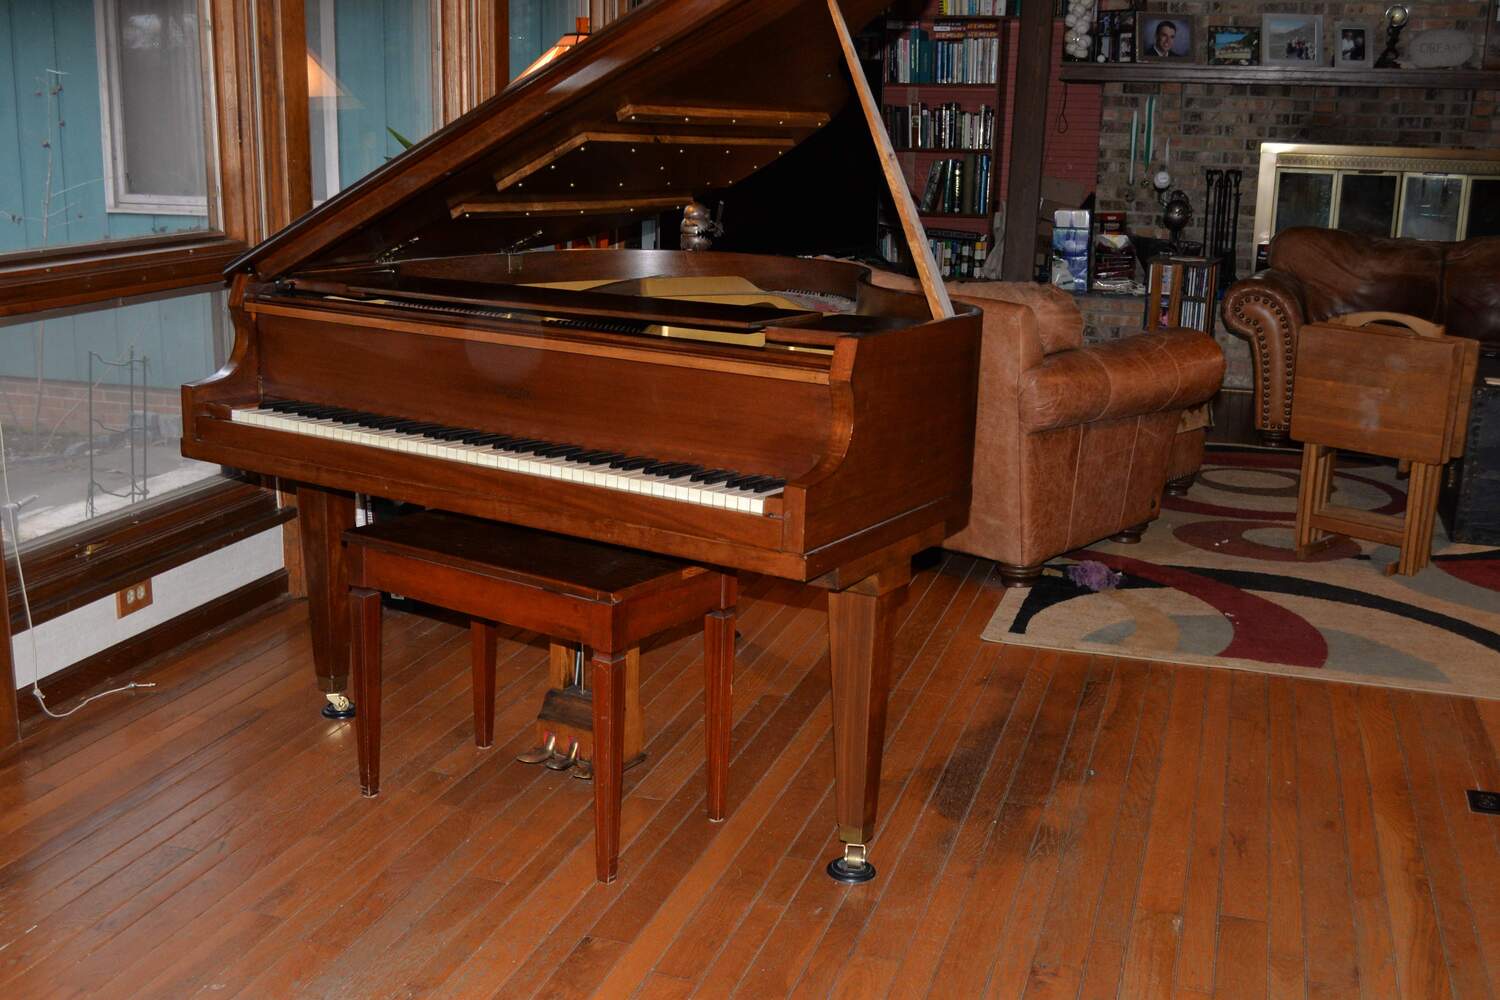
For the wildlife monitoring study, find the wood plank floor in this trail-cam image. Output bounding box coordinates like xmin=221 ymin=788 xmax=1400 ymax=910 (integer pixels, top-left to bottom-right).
xmin=3 ymin=553 xmax=1499 ymax=999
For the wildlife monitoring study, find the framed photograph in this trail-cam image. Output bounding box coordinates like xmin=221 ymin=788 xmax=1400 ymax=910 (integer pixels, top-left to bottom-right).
xmin=1262 ymin=13 xmax=1322 ymax=65
xmin=1334 ymin=20 xmax=1373 ymax=68
xmin=1137 ymin=13 xmax=1196 ymax=62
xmin=1207 ymin=25 xmax=1261 ymax=66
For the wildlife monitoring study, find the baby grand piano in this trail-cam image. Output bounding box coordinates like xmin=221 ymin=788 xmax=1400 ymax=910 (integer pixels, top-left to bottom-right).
xmin=183 ymin=0 xmax=982 ymax=882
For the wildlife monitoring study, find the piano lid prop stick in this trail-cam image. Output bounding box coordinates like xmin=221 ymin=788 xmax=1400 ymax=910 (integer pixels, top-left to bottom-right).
xmin=825 ymin=0 xmax=954 ymax=320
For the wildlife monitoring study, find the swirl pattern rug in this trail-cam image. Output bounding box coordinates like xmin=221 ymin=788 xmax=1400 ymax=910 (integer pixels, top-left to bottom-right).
xmin=981 ymin=447 xmax=1500 ymax=699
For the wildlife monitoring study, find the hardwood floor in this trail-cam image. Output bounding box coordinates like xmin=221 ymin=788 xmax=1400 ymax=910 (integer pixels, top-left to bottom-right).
xmin=2 ymin=554 xmax=1498 ymax=999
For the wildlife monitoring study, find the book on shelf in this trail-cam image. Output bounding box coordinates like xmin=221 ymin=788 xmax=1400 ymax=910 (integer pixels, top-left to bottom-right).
xmin=885 ymin=20 xmax=1001 ymax=84
xmin=916 ymin=154 xmax=992 ymax=215
xmin=936 ymin=0 xmax=1009 ymax=13
xmin=882 ymin=101 xmax=995 ymax=150
xmin=877 ymin=226 xmax=991 ymax=281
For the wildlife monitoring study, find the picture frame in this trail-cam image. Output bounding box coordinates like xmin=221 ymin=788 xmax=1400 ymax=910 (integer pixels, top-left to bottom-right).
xmin=1262 ymin=13 xmax=1322 ymax=65
xmin=1333 ymin=20 xmax=1373 ymax=68
xmin=1136 ymin=13 xmax=1197 ymax=62
xmin=1207 ymin=24 xmax=1261 ymax=66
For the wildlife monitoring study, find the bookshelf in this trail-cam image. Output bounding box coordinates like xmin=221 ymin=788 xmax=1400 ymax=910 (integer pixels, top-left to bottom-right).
xmin=877 ymin=1 xmax=1013 ymax=280
xmin=1145 ymin=255 xmax=1220 ymax=335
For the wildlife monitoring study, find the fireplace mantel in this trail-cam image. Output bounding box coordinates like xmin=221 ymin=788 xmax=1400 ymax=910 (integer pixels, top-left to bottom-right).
xmin=1059 ymin=63 xmax=1500 ymax=89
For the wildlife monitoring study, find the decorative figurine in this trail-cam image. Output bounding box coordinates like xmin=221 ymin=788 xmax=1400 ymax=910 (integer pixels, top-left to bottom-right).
xmin=1375 ymin=3 xmax=1409 ymax=68
xmin=1163 ymin=190 xmax=1194 ymax=249
xmin=680 ymin=201 xmax=724 ymax=251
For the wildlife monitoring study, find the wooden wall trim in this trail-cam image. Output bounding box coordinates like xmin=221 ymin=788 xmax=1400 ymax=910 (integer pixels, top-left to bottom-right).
xmin=1000 ymin=5 xmax=1055 ymax=280
xmin=252 ymin=0 xmax=314 ymax=232
xmin=7 ymin=479 xmax=291 ymax=633
xmin=437 ymin=0 xmax=508 ymax=125
xmin=13 ymin=570 xmax=289 ymax=730
xmin=0 ymin=513 xmax=18 ymax=750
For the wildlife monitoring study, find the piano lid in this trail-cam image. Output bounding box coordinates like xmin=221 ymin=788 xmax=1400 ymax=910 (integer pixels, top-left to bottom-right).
xmin=230 ymin=0 xmax=899 ymax=282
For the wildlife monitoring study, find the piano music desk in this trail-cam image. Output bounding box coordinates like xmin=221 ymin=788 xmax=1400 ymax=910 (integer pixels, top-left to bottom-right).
xmin=342 ymin=512 xmax=736 ymax=883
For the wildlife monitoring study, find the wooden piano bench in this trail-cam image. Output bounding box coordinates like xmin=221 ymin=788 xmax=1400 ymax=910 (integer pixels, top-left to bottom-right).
xmin=342 ymin=511 xmax=736 ymax=883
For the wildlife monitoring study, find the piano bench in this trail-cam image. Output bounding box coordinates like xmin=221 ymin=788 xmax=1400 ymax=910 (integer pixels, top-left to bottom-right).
xmin=342 ymin=511 xmax=737 ymax=884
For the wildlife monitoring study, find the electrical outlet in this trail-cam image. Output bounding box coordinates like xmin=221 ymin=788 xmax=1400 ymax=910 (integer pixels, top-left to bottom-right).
xmin=115 ymin=579 xmax=153 ymax=618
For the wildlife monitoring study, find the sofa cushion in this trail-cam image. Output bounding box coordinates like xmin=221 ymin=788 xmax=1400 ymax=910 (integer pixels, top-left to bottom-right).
xmin=1443 ymin=236 xmax=1500 ymax=346
xmin=1269 ymin=228 xmax=1444 ymax=324
xmin=1018 ymin=329 xmax=1225 ymax=433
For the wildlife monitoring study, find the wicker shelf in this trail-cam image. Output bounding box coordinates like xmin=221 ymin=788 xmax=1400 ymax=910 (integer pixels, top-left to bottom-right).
xmin=1057 ymin=63 xmax=1500 ymax=89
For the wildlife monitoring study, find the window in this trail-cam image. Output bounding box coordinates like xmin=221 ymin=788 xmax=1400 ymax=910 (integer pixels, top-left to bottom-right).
xmin=305 ymin=0 xmax=439 ymax=204
xmin=95 ymin=0 xmax=211 ymax=216
xmin=0 ymin=0 xmax=213 ymax=253
xmin=0 ymin=284 xmax=228 ymax=545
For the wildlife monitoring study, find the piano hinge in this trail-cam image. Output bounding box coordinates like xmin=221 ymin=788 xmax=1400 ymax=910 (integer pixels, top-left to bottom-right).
xmin=375 ymin=236 xmax=421 ymax=264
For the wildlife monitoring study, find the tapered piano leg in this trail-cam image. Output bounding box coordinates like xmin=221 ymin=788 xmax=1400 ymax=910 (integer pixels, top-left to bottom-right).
xmin=825 ymin=568 xmax=908 ymax=884
xmin=297 ymin=486 xmax=357 ymax=714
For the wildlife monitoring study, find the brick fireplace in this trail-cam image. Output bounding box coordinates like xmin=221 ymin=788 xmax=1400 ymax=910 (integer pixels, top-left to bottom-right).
xmin=1076 ymin=1 xmax=1500 ymax=386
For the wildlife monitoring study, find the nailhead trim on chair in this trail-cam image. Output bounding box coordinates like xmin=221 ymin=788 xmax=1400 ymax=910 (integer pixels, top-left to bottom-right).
xmin=1228 ymin=290 xmax=1297 ymax=433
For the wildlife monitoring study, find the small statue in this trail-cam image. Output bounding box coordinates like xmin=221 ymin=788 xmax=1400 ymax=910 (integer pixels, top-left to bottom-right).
xmin=1375 ymin=3 xmax=1409 ymax=68
xmin=1163 ymin=190 xmax=1193 ymax=249
xmin=680 ymin=201 xmax=724 ymax=251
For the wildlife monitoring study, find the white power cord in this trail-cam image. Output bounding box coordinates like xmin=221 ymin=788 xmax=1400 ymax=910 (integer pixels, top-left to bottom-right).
xmin=0 ymin=418 xmax=154 ymax=719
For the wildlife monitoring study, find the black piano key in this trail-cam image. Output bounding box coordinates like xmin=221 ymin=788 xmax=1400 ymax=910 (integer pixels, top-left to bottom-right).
xmin=641 ymin=460 xmax=677 ymax=475
xmin=689 ymin=468 xmax=728 ymax=482
xmin=568 ymin=450 xmax=611 ymax=464
xmin=697 ymin=470 xmax=736 ymax=485
xmin=534 ymin=443 xmax=583 ymax=458
xmin=758 ymin=477 xmax=787 ymax=492
xmin=730 ymin=475 xmax=771 ymax=491
xmin=652 ymin=463 xmax=698 ymax=478
xmin=586 ymin=452 xmax=628 ymax=466
xmin=616 ymin=456 xmax=656 ymax=471
xmin=501 ymin=439 xmax=547 ymax=453
xmin=458 ymin=430 xmax=499 ymax=443
xmin=723 ymin=473 xmax=760 ymax=489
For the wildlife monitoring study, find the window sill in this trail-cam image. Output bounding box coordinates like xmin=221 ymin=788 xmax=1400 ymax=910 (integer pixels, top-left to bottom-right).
xmin=0 ymin=234 xmax=247 ymax=318
xmin=7 ymin=475 xmax=292 ymax=633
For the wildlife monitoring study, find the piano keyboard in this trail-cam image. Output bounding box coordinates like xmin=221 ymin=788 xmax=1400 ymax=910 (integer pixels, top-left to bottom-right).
xmin=232 ymin=400 xmax=786 ymax=514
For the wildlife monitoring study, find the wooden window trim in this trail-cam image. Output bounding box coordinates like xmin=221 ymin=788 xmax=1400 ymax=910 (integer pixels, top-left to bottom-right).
xmin=0 ymin=234 xmax=246 ymax=319
xmin=6 ymin=475 xmax=291 ymax=634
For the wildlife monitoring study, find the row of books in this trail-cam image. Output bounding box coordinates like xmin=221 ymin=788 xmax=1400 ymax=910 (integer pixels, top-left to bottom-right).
xmin=934 ymin=0 xmax=1019 ymax=13
xmin=877 ymin=227 xmax=991 ymax=280
xmin=884 ymin=22 xmax=1001 ymax=84
xmin=882 ymin=102 xmax=995 ymax=151
xmin=917 ymin=154 xmax=993 ymax=216
xmin=1148 ymin=263 xmax=1216 ymax=331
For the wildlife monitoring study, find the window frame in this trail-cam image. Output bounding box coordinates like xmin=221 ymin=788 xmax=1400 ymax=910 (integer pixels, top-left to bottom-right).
xmin=94 ymin=0 xmax=217 ymax=217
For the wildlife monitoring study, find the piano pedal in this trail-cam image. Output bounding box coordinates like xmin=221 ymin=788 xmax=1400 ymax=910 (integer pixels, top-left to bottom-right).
xmin=570 ymin=752 xmax=646 ymax=781
xmin=545 ymin=739 xmax=580 ymax=771
xmin=321 ymin=692 xmax=356 ymax=720
xmin=516 ymin=732 xmax=557 ymax=765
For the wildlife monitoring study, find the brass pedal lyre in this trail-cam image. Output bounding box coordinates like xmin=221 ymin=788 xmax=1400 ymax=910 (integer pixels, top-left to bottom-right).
xmin=516 ymin=731 xmax=557 ymax=765
xmin=545 ymin=739 xmax=580 ymax=771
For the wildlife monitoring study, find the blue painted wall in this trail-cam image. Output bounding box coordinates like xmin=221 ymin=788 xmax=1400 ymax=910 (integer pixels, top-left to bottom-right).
xmin=508 ymin=0 xmax=578 ymax=81
xmin=330 ymin=0 xmax=433 ymax=190
xmin=0 ymin=289 xmax=223 ymax=390
xmin=0 ymin=0 xmax=207 ymax=254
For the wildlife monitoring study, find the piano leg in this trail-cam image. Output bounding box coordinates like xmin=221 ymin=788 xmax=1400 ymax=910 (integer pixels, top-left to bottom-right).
xmin=825 ymin=566 xmax=910 ymax=883
xmin=298 ymin=486 xmax=358 ymax=714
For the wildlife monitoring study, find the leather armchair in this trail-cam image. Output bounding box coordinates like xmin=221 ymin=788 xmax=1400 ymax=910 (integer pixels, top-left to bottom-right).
xmin=865 ymin=271 xmax=1224 ymax=584
xmin=1222 ymin=227 xmax=1500 ymax=444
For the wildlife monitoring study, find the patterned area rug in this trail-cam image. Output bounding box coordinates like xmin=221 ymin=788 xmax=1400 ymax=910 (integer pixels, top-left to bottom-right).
xmin=981 ymin=447 xmax=1500 ymax=699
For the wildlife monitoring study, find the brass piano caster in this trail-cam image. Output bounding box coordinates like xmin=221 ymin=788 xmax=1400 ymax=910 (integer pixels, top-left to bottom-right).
xmin=826 ymin=842 xmax=876 ymax=884
xmin=516 ymin=732 xmax=557 ymax=765
xmin=545 ymin=739 xmax=580 ymax=772
xmin=321 ymin=692 xmax=356 ymax=720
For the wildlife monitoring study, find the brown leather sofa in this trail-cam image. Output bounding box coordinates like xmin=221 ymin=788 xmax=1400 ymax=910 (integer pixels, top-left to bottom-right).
xmin=1221 ymin=227 xmax=1500 ymax=443
xmin=867 ymin=271 xmax=1224 ymax=584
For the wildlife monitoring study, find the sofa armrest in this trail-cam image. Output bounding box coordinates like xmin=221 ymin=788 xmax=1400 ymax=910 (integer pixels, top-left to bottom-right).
xmin=1018 ymin=329 xmax=1225 ymax=433
xmin=1221 ymin=269 xmax=1308 ymax=437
